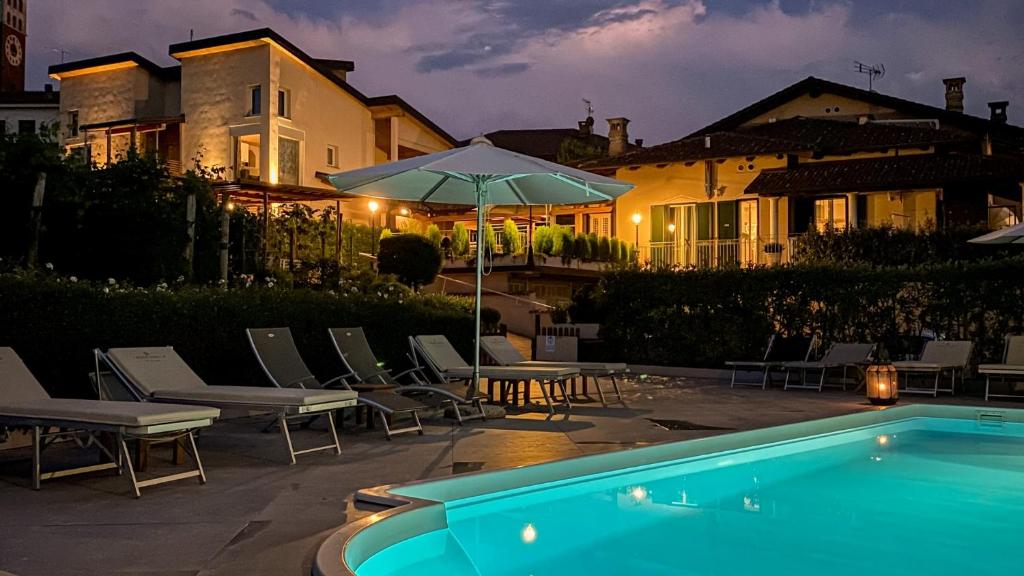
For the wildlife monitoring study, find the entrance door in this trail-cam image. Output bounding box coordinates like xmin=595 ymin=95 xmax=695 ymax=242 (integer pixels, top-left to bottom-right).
xmin=739 ymin=199 xmax=759 ymax=266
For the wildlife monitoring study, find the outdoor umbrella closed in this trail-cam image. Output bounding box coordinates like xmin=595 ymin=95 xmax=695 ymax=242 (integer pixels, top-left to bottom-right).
xmin=968 ymin=222 xmax=1024 ymax=245
xmin=328 ymin=136 xmax=634 ymax=398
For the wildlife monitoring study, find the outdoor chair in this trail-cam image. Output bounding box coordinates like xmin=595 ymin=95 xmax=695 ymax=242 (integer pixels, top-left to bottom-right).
xmin=726 ymin=334 xmax=818 ymax=390
xmin=892 ymin=340 xmax=973 ymax=397
xmin=99 ymin=346 xmax=357 ymax=464
xmin=247 ymin=328 xmax=425 ymax=440
xmin=0 ymin=347 xmax=217 ymax=497
xmin=979 ymin=336 xmax=1024 ymax=401
xmin=410 ymin=335 xmax=579 ymax=418
xmin=783 ymin=342 xmax=875 ymax=392
xmin=479 ymin=335 xmax=628 ymax=406
xmin=328 ymin=327 xmax=488 ymax=425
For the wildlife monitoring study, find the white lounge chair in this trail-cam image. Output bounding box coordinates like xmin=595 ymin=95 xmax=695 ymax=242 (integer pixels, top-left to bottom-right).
xmin=979 ymin=336 xmax=1024 ymax=401
xmin=892 ymin=340 xmax=973 ymax=397
xmin=247 ymin=328 xmax=426 ymax=440
xmin=99 ymin=347 xmax=357 ymax=464
xmin=480 ymin=335 xmax=627 ymax=406
xmin=726 ymin=335 xmax=817 ymax=390
xmin=0 ymin=347 xmax=217 ymax=497
xmin=783 ymin=343 xmax=875 ymax=392
xmin=410 ymin=335 xmax=579 ymax=417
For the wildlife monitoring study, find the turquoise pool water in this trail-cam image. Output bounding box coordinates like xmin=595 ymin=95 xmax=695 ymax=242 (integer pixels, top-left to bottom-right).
xmin=355 ymin=418 xmax=1024 ymax=576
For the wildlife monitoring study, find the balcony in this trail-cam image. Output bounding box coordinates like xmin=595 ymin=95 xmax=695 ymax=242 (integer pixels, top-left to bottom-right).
xmin=639 ymin=237 xmax=800 ymax=269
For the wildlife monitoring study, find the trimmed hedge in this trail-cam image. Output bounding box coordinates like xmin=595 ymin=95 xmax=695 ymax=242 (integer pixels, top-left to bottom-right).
xmin=598 ymin=258 xmax=1024 ymax=367
xmin=0 ymin=274 xmax=474 ymax=398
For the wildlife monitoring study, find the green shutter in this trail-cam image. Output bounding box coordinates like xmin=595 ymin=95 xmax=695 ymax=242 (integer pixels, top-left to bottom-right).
xmin=696 ymin=203 xmax=713 ymax=240
xmin=717 ymin=200 xmax=738 ymax=240
xmin=650 ymin=205 xmax=666 ymax=242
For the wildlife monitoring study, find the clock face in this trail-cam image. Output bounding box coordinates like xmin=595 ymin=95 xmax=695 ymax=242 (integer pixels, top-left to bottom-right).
xmin=5 ymin=34 xmax=23 ymax=67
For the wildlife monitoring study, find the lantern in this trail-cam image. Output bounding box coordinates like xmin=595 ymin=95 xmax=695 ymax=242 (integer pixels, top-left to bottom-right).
xmin=866 ymin=364 xmax=899 ymax=405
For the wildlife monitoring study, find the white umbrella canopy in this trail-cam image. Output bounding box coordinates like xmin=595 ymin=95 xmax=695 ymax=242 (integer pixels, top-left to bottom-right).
xmin=328 ymin=136 xmax=634 ymax=400
xmin=968 ymin=222 xmax=1024 ymax=245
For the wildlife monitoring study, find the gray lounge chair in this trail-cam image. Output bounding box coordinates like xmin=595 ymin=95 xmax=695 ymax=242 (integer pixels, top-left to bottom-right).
xmin=247 ymin=328 xmax=426 ymax=440
xmin=0 ymin=347 xmax=217 ymax=496
xmin=783 ymin=343 xmax=875 ymax=392
xmin=980 ymin=336 xmax=1024 ymax=401
xmin=410 ymin=335 xmax=579 ymax=417
xmin=99 ymin=347 xmax=357 ymax=464
xmin=328 ymin=328 xmax=484 ymax=425
xmin=479 ymin=335 xmax=627 ymax=406
xmin=726 ymin=335 xmax=817 ymax=390
xmin=892 ymin=340 xmax=973 ymax=397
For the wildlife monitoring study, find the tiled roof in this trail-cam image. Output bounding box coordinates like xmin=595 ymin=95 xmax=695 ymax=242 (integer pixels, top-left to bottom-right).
xmin=467 ymin=129 xmax=607 ymax=161
xmin=745 ymin=153 xmax=1024 ymax=196
xmin=740 ymin=117 xmax=970 ymax=153
xmin=575 ymin=131 xmax=807 ymax=169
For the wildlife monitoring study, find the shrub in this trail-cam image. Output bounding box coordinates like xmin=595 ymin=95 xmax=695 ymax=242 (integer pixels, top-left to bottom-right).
xmin=376 ymin=234 xmax=443 ymax=289
xmin=482 ymin=223 xmax=497 ymax=254
xmin=598 ymin=236 xmax=612 ymax=261
xmin=379 ymin=228 xmax=393 ymax=241
xmin=451 ymin=223 xmax=470 ymax=257
xmin=597 ymin=258 xmax=1024 ymax=366
xmin=547 ymin=226 xmax=564 ymax=256
xmin=558 ymin=226 xmax=575 ymax=261
xmin=426 ymin=224 xmax=443 ymax=248
xmin=502 ymin=218 xmax=522 ymax=255
xmin=587 ymin=233 xmax=600 ymax=260
xmin=793 ymin=224 xmax=1015 ymax=266
xmin=533 ymin=226 xmax=553 ymax=256
xmin=480 ymin=306 xmax=502 ymax=327
xmin=609 ymin=238 xmax=621 ymax=263
xmin=573 ymin=233 xmax=591 ymax=260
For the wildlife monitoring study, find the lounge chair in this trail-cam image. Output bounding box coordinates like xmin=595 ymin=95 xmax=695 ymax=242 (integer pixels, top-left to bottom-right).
xmin=247 ymin=328 xmax=426 ymax=440
xmin=328 ymin=327 xmax=488 ymax=425
xmin=410 ymin=335 xmax=579 ymax=417
xmin=0 ymin=347 xmax=217 ymax=496
xmin=892 ymin=340 xmax=973 ymax=397
xmin=783 ymin=343 xmax=875 ymax=392
xmin=726 ymin=335 xmax=817 ymax=390
xmin=980 ymin=336 xmax=1024 ymax=401
xmin=479 ymin=335 xmax=627 ymax=406
xmin=99 ymin=347 xmax=357 ymax=464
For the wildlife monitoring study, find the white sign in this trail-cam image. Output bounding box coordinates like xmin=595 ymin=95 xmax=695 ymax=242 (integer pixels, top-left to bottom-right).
xmin=544 ymin=335 xmax=556 ymax=353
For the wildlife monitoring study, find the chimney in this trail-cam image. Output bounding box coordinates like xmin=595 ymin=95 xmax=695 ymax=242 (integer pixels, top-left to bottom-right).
xmin=577 ymin=115 xmax=594 ymax=136
xmin=607 ymin=117 xmax=630 ymax=156
xmin=943 ymin=77 xmax=966 ymax=113
xmin=634 ymin=138 xmax=644 ymax=148
xmin=988 ymin=101 xmax=1009 ymax=124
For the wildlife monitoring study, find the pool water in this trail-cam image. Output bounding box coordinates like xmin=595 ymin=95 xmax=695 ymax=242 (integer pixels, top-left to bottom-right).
xmin=355 ymin=418 xmax=1024 ymax=576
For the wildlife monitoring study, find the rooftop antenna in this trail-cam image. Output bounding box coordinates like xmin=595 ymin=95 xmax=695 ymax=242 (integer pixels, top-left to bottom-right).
xmin=854 ymin=61 xmax=885 ymax=92
xmin=582 ymin=98 xmax=594 ymax=118
xmin=49 ymin=48 xmax=69 ymax=63
xmin=190 ymin=29 xmax=195 ymax=41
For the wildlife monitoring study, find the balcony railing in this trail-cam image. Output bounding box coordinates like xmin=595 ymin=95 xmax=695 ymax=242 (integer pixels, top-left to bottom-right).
xmin=639 ymin=237 xmax=802 ymax=269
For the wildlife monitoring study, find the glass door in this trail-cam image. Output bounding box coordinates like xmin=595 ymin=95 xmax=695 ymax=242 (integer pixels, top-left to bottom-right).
xmin=739 ymin=199 xmax=759 ymax=266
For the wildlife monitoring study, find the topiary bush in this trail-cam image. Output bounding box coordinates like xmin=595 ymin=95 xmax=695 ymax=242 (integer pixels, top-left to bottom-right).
xmin=482 ymin=223 xmax=497 ymax=254
xmin=376 ymin=234 xmax=443 ymax=289
xmin=574 ymin=233 xmax=591 ymax=260
xmin=533 ymin=226 xmax=553 ymax=256
xmin=451 ymin=223 xmax=470 ymax=257
xmin=502 ymin=218 xmax=522 ymax=255
xmin=609 ymin=238 xmax=621 ymax=263
xmin=598 ymin=236 xmax=612 ymax=261
xmin=426 ymin=224 xmax=443 ymax=248
xmin=587 ymin=233 xmax=600 ymax=260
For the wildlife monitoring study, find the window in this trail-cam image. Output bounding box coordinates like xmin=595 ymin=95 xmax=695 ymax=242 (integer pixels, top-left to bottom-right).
xmin=554 ymin=214 xmax=575 ymax=234
xmin=68 ymin=110 xmax=79 ymax=137
xmin=18 ymin=120 xmax=35 ymax=135
xmin=326 ymin=144 xmax=338 ymax=167
xmin=277 ymin=88 xmax=290 ymax=118
xmin=813 ymin=197 xmax=848 ymax=232
xmin=248 ymin=85 xmax=261 ymax=116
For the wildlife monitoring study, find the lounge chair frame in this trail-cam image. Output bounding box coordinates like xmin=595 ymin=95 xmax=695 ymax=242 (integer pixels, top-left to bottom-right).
xmin=247 ymin=328 xmax=424 ymax=440
xmin=728 ymin=335 xmax=818 ymax=390
xmin=980 ymin=335 xmax=1024 ymax=402
xmin=97 ymin=349 xmax=353 ymax=465
xmin=893 ymin=341 xmax=973 ymax=397
xmin=783 ymin=343 xmax=875 ymax=392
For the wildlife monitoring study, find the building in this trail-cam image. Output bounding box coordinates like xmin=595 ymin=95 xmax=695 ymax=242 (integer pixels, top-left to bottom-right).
xmin=579 ymin=76 xmax=1024 ymax=268
xmin=0 ymin=0 xmax=59 ymax=135
xmin=47 ymin=28 xmax=456 ymax=221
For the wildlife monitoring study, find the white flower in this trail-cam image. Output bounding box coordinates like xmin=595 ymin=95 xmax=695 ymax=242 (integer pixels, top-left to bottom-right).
xmin=107 ymin=278 xmax=116 ymax=285
xmin=102 ymin=287 xmax=110 ymax=294
xmin=69 ymin=276 xmax=78 ymax=283
xmin=176 ymin=275 xmax=185 ymax=283
xmin=267 ymin=282 xmax=275 ymax=288
xmin=388 ymin=285 xmax=394 ymax=291
xmin=218 ymin=278 xmax=227 ymax=285
xmin=351 ymin=287 xmax=358 ymax=293
xmin=44 ymin=262 xmax=54 ymax=270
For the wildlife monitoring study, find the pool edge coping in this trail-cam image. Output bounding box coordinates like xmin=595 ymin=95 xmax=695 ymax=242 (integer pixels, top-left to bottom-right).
xmin=313 ymin=403 xmax=1022 ymax=576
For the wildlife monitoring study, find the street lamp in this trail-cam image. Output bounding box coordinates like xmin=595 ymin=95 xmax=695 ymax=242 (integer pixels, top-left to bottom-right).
xmin=631 ymin=212 xmax=642 ymax=246
xmin=369 ymin=200 xmax=380 ymax=254
xmin=667 ymin=222 xmax=676 ymax=235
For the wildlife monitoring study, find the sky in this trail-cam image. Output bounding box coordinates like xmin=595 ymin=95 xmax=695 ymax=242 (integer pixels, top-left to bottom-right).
xmin=25 ymin=0 xmax=1024 ymax=144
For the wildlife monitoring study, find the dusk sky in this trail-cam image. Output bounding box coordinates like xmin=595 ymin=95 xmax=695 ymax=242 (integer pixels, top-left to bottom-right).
xmin=27 ymin=0 xmax=1023 ymax=144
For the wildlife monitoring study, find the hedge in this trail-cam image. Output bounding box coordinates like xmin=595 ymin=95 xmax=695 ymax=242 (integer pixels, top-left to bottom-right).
xmin=597 ymin=258 xmax=1024 ymax=367
xmin=0 ymin=274 xmax=474 ymax=398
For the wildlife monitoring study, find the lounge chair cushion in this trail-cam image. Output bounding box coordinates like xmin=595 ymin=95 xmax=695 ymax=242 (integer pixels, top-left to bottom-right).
xmin=891 ymin=361 xmax=958 ymax=371
xmin=480 ymin=335 xmax=625 ymax=374
xmin=0 ymin=399 xmax=219 ymax=428
xmin=149 ymin=386 xmax=356 ymax=407
xmin=514 ymin=361 xmax=627 ymax=375
xmin=443 ymin=365 xmax=579 ymax=380
xmin=358 ymin=391 xmax=426 ymax=411
xmin=0 ymin=347 xmax=51 ymax=403
xmin=978 ymin=364 xmax=1024 ymax=374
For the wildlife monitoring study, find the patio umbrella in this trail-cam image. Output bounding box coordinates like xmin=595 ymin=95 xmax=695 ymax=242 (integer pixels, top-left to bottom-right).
xmin=968 ymin=222 xmax=1024 ymax=245
xmin=328 ymin=136 xmax=634 ymax=398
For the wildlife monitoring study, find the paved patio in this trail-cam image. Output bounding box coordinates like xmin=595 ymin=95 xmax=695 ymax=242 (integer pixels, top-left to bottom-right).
xmin=0 ymin=376 xmax=1017 ymax=576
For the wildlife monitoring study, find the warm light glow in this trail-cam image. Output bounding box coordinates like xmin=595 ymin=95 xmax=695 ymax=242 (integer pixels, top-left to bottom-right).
xmin=269 ymin=168 xmax=279 ymax=185
xmin=521 ymin=523 xmax=537 ymax=544
xmin=399 ymin=207 xmax=410 ymax=216
xmin=876 ymin=434 xmax=890 ymax=446
xmin=667 ymin=223 xmax=676 ymax=233
xmin=630 ymin=486 xmax=648 ymax=502
xmin=368 ymin=200 xmax=380 ymax=214
xmin=631 ymin=212 xmax=642 ymax=225
xmin=225 ymin=201 xmax=235 ymax=212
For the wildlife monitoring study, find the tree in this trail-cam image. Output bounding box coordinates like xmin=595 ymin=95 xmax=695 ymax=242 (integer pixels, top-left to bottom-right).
xmin=426 ymin=224 xmax=442 ymax=248
xmin=376 ymin=234 xmax=442 ymax=289
xmin=502 ymin=218 xmax=522 ymax=255
xmin=482 ymin=223 xmax=497 ymax=254
xmin=451 ymin=222 xmax=470 ymax=257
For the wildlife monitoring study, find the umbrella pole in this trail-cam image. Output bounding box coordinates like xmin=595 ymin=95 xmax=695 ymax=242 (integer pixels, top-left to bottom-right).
xmin=470 ymin=177 xmax=486 ymax=401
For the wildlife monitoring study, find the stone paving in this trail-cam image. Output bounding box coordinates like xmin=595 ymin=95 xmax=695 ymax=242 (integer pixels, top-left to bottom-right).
xmin=0 ymin=376 xmax=1018 ymax=576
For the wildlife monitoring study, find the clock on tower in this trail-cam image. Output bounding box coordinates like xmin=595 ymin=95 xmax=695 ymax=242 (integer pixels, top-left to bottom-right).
xmin=1 ymin=0 xmax=27 ymax=93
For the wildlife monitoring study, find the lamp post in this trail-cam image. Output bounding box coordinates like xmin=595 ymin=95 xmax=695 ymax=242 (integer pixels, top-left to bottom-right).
xmin=631 ymin=211 xmax=642 ymax=246
xmin=369 ymin=200 xmax=380 ymax=255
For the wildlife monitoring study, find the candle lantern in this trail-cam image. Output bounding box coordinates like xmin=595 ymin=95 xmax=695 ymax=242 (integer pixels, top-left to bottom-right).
xmin=866 ymin=364 xmax=899 ymax=405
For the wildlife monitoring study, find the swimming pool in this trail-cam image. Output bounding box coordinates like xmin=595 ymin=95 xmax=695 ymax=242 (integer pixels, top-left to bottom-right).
xmin=315 ymin=405 xmax=1024 ymax=576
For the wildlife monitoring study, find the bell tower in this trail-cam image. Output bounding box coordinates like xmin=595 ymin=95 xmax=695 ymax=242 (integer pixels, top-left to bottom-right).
xmin=1 ymin=0 xmax=27 ymax=92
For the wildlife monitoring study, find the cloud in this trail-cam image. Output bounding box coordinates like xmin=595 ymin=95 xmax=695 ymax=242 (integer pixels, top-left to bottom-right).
xmin=26 ymin=0 xmax=1024 ymax=144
